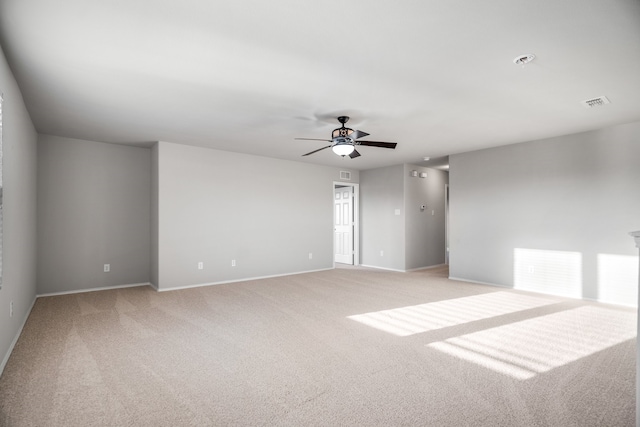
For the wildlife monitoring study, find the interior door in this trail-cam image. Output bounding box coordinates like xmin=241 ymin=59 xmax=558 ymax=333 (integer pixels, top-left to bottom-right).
xmin=334 ymin=186 xmax=354 ymax=265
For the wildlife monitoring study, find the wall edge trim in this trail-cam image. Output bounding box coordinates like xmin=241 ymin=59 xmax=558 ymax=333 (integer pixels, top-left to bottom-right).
xmin=37 ymin=282 xmax=151 ymax=298
xmin=359 ymin=264 xmax=406 ymax=273
xmin=1 ymin=296 xmax=37 ymax=376
xmin=155 ymin=268 xmax=334 ymax=292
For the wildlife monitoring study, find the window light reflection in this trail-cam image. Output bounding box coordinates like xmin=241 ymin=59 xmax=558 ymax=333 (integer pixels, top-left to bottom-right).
xmin=597 ymin=253 xmax=639 ymax=307
xmin=514 ymin=248 xmax=582 ymax=298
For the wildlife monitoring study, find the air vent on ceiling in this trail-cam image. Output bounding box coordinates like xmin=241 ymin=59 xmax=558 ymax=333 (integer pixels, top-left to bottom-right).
xmin=582 ymin=96 xmax=610 ymax=108
xmin=340 ymin=171 xmax=351 ymax=180
xmin=513 ymin=54 xmax=535 ymax=66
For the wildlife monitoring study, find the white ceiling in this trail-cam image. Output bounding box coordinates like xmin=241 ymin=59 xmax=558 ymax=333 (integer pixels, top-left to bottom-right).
xmin=1 ymin=0 xmax=639 ymax=170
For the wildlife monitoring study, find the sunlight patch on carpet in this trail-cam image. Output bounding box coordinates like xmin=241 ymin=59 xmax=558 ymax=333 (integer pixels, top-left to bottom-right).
xmin=427 ymin=305 xmax=637 ymax=380
xmin=347 ymin=291 xmax=557 ymax=337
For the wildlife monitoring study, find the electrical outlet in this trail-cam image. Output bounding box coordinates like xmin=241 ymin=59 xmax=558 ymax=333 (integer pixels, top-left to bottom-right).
xmin=380 ymin=250 xmax=384 ymax=257
xmin=231 ymin=259 xmax=236 ymax=267
xmin=9 ymin=301 xmax=13 ymax=318
xmin=104 ymin=264 xmax=110 ymax=273
xmin=309 ymin=253 xmax=313 ymax=260
xmin=198 ymin=262 xmax=204 ymax=270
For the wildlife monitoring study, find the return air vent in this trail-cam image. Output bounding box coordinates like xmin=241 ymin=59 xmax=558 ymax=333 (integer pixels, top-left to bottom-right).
xmin=582 ymin=96 xmax=610 ymax=108
xmin=340 ymin=171 xmax=351 ymax=180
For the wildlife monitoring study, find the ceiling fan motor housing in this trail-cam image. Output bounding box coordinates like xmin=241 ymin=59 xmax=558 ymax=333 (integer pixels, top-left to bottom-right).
xmin=333 ymin=136 xmax=352 ymax=146
xmin=332 ymin=127 xmax=354 ymax=140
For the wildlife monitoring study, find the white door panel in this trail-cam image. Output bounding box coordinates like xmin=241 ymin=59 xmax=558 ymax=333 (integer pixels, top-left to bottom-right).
xmin=334 ymin=187 xmax=353 ymax=264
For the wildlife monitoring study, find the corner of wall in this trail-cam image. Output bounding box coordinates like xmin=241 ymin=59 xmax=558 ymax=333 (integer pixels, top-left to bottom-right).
xmin=150 ymin=142 xmax=159 ymax=288
xmin=0 ymin=43 xmax=39 ymax=377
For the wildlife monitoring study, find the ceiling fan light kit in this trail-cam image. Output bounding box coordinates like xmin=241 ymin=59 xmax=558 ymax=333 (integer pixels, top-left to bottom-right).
xmin=296 ymin=116 xmax=397 ymax=158
xmin=332 ymin=142 xmax=355 ymax=156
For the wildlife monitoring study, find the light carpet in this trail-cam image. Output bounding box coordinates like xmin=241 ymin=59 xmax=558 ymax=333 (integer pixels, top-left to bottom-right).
xmin=0 ymin=266 xmax=636 ymax=426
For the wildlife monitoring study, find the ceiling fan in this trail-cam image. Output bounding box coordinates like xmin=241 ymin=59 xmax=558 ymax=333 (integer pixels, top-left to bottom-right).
xmin=296 ymin=116 xmax=397 ymax=158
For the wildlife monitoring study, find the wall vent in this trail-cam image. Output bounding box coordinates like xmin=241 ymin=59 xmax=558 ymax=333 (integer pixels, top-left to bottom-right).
xmin=340 ymin=171 xmax=351 ymax=180
xmin=582 ymin=96 xmax=610 ymax=108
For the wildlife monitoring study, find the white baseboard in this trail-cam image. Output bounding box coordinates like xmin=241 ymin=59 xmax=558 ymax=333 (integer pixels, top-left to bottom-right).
xmin=448 ymin=276 xmax=512 ymax=288
xmin=358 ymin=263 xmax=446 ymax=273
xmin=359 ymin=264 xmax=406 ymax=273
xmin=155 ymin=268 xmax=334 ymax=292
xmin=37 ymin=282 xmax=151 ymax=298
xmin=1 ymin=296 xmax=37 ymax=377
xmin=406 ymin=263 xmax=447 ymax=272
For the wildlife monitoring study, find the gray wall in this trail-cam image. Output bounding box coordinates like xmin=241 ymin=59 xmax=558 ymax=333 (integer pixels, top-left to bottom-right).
xmin=155 ymin=141 xmax=358 ymax=290
xmin=360 ymin=165 xmax=406 ymax=270
xmin=449 ymin=121 xmax=640 ymax=306
xmin=37 ymin=135 xmax=151 ymax=294
xmin=404 ymin=165 xmax=448 ymax=270
xmin=0 ymin=45 xmax=38 ymax=373
xmin=360 ymin=164 xmax=448 ymax=271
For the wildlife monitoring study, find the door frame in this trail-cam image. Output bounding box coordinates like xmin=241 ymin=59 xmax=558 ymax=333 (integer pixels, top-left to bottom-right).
xmin=333 ymin=182 xmax=360 ymax=266
xmin=445 ymin=183 xmax=449 ymax=265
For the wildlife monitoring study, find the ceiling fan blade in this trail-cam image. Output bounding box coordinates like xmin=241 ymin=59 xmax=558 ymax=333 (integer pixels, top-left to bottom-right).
xmin=349 ymin=149 xmax=361 ymax=159
xmin=302 ymin=145 xmax=332 ymax=156
xmin=358 ymin=140 xmax=397 ymax=149
xmin=295 ymin=137 xmax=332 ymax=142
xmin=350 ymin=129 xmax=370 ymax=140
